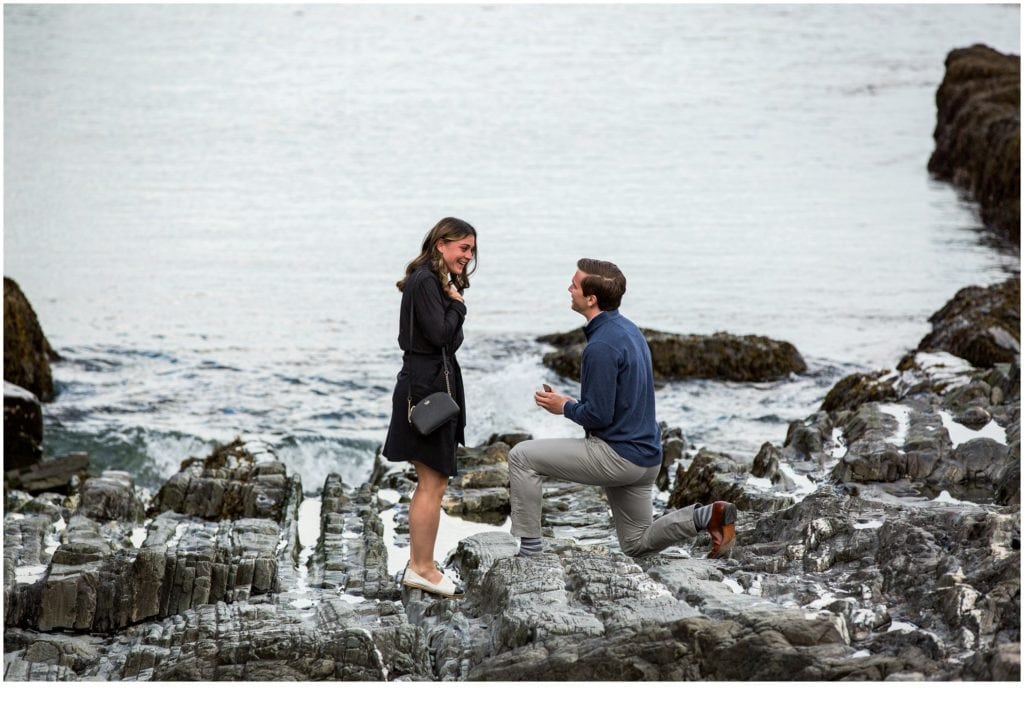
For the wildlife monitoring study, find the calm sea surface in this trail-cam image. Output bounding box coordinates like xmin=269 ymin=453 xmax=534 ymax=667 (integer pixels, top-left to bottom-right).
xmin=4 ymin=3 xmax=1020 ymax=491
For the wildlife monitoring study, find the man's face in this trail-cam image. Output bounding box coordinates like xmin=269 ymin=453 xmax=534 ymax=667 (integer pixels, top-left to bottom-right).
xmin=568 ymin=270 xmax=591 ymax=314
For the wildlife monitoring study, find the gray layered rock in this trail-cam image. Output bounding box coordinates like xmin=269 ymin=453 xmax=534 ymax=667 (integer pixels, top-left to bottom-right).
xmin=438 ymin=441 xmax=515 ymax=523
xmin=4 ymin=595 xmax=432 ymax=681
xmin=6 ymin=508 xmax=285 ymax=634
xmin=539 ymin=327 xmax=807 ymax=382
xmin=5 ymin=440 xmax=302 ymax=636
xmin=78 ymin=471 xmax=146 ymax=523
xmin=149 ymin=438 xmax=296 ymax=523
xmin=305 ymin=475 xmax=390 ymax=599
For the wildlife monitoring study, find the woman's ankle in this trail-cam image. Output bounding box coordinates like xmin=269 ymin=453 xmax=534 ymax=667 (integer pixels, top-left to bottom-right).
xmin=410 ymin=561 xmax=441 ymax=582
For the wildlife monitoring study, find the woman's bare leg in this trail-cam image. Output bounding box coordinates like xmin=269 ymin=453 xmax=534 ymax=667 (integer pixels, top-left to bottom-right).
xmin=408 ymin=462 xmax=449 ymax=584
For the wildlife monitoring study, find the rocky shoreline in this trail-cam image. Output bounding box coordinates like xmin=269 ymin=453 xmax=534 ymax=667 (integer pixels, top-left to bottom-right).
xmin=3 ymin=44 xmax=1020 ymax=682
xmin=4 ymin=264 xmax=1019 ymax=680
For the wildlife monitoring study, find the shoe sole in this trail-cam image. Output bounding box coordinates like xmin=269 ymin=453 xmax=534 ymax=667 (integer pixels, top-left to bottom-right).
xmin=708 ymin=502 xmax=737 ymax=559
xmin=402 ymin=580 xmax=465 ymax=600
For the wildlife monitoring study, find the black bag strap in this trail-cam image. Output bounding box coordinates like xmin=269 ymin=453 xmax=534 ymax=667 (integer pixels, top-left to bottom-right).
xmin=406 ymin=280 xmax=453 ymax=422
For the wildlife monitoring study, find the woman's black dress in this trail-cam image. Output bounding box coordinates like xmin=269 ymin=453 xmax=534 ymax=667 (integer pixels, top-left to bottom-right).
xmin=382 ymin=263 xmax=467 ymax=477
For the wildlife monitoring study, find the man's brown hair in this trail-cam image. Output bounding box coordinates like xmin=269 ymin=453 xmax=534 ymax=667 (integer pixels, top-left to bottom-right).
xmin=577 ymin=258 xmax=626 ymax=311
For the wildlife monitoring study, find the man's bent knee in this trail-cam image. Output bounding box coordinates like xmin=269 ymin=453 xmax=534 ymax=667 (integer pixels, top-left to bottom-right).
xmin=507 ymin=441 xmax=531 ymax=472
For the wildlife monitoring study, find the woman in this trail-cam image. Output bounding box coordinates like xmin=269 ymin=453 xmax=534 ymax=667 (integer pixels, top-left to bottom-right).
xmin=382 ymin=217 xmax=477 ymax=598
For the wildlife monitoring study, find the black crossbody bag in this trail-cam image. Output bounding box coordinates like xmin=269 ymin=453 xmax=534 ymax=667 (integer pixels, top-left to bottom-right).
xmin=406 ymin=290 xmax=460 ymax=436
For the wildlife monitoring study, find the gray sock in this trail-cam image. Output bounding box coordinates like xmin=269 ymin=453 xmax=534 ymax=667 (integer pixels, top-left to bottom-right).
xmin=693 ymin=503 xmax=714 ymax=530
xmin=517 ymin=536 xmax=542 ymax=557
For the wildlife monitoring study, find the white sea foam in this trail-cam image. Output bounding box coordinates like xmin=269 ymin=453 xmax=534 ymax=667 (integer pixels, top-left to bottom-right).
xmin=877 ymin=403 xmax=912 ymax=449
xmin=806 ymin=593 xmax=838 ymax=610
xmin=15 ymin=564 xmax=48 ymax=584
xmin=722 ymin=578 xmax=744 ymax=594
xmin=829 ymin=427 xmax=848 ymax=459
xmin=746 ymin=475 xmax=773 ymax=490
xmin=932 ymin=490 xmax=968 ymax=505
xmin=377 ymin=488 xmax=402 ymax=506
xmin=43 ymin=517 xmax=67 ymax=557
xmin=938 ymin=411 xmax=1008 ymax=448
xmin=131 ymin=523 xmax=149 ymax=548
xmin=298 ymin=497 xmax=322 ymax=549
xmin=778 ymin=464 xmax=817 ymax=497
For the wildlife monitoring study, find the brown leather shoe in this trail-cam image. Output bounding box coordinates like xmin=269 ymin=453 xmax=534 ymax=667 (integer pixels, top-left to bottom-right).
xmin=706 ymin=501 xmax=737 ymax=558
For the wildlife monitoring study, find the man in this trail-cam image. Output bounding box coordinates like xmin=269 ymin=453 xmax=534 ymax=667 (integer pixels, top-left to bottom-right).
xmin=508 ymin=258 xmax=737 ymax=559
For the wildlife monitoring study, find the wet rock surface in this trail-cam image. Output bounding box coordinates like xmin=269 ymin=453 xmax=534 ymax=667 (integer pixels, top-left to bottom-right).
xmin=539 ymin=327 xmax=807 ymax=383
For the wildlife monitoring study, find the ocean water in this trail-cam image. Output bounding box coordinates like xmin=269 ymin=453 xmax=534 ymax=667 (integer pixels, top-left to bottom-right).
xmin=4 ymin=3 xmax=1020 ymax=492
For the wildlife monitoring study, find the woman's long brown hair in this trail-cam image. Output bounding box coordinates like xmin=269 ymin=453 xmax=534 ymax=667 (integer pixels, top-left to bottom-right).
xmin=397 ymin=217 xmax=478 ymax=292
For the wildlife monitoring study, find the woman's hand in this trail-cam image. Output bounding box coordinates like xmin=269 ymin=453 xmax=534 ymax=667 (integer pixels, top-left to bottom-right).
xmin=445 ymin=282 xmax=464 ymax=303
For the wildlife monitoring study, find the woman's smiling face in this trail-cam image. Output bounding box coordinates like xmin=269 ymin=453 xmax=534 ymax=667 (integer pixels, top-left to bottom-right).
xmin=437 ymin=235 xmax=476 ymax=276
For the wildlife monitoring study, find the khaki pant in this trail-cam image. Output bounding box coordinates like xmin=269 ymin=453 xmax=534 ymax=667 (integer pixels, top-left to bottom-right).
xmin=508 ymin=436 xmax=698 ymax=557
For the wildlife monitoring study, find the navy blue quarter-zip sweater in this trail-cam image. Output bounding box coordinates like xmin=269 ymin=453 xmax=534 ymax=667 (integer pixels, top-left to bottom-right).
xmin=562 ymin=310 xmax=662 ymax=467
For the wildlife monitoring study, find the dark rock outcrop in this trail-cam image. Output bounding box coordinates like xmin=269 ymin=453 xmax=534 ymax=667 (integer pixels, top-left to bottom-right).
xmin=928 ymin=44 xmax=1021 ymax=246
xmin=821 ymin=369 xmax=900 ymax=414
xmin=3 ymin=277 xmax=59 ymax=402
xmin=539 ymin=327 xmax=806 ymax=382
xmin=913 ymin=277 xmax=1020 ymax=369
xmin=4 ymin=381 xmax=44 ymax=471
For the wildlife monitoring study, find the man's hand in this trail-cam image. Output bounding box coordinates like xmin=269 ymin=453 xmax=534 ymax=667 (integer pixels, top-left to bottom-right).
xmin=535 ymin=388 xmax=573 ymax=415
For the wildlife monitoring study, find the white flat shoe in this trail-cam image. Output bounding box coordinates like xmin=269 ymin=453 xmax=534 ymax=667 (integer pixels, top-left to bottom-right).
xmin=402 ymin=566 xmax=465 ymax=599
